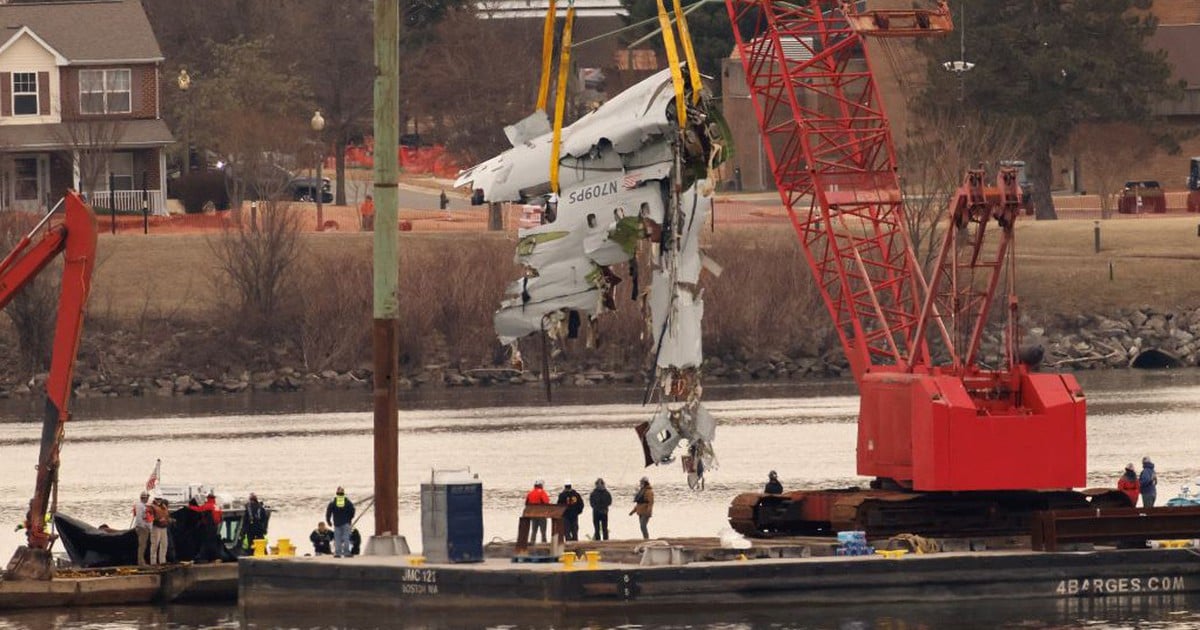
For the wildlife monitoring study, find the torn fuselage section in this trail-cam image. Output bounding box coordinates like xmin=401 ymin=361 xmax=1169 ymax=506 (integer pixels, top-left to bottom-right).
xmin=456 ymin=68 xmax=724 ymax=480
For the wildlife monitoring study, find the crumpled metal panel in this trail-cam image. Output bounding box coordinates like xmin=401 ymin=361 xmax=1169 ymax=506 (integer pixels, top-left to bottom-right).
xmin=494 ymin=264 xmax=601 ymax=345
xmin=656 ymin=293 xmax=703 ymax=369
xmin=642 ymin=402 xmax=715 ymax=466
xmin=676 ymin=188 xmax=710 ymax=285
xmin=454 ymin=68 xmax=679 ymax=203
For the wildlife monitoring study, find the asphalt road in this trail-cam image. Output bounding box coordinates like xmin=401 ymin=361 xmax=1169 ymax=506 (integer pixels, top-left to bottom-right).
xmin=338 ymin=179 xmax=471 ymax=211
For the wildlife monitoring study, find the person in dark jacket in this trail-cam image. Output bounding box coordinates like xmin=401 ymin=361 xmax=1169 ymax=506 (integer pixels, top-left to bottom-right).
xmin=589 ymin=478 xmax=612 ymax=540
xmin=241 ymin=493 xmax=268 ymax=550
xmin=557 ymin=481 xmax=584 ymax=541
xmin=764 ymin=470 xmax=783 ymax=495
xmin=325 ymin=487 xmax=356 ymax=557
xmin=1118 ymin=463 xmax=1140 ymax=507
xmin=1140 ymin=457 xmax=1158 ymax=508
xmin=310 ymin=522 xmax=334 ymax=555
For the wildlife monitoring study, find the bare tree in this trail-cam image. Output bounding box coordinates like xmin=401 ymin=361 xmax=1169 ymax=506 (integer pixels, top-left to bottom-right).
xmin=182 ymin=38 xmax=309 ymax=222
xmin=208 ymin=201 xmax=305 ymax=340
xmin=54 ymin=118 xmax=127 ymax=203
xmin=897 ymin=112 xmax=1030 ymax=268
xmin=279 ymin=1 xmax=374 ymax=207
xmin=406 ymin=9 xmax=545 ymax=164
xmin=1067 ymin=122 xmax=1158 ymax=219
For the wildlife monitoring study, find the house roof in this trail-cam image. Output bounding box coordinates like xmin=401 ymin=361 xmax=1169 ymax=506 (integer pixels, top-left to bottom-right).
xmin=1149 ymin=24 xmax=1200 ymax=87
xmin=0 ymin=0 xmax=162 ymax=64
xmin=0 ymin=119 xmax=174 ymax=150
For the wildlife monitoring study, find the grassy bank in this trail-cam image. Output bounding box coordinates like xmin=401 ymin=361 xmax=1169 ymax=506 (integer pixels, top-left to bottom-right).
xmin=5 ymin=215 xmax=1199 ymax=389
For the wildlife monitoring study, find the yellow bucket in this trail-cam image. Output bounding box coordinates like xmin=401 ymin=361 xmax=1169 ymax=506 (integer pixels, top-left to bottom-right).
xmin=560 ymin=553 xmax=576 ymax=570
xmin=277 ymin=538 xmax=293 ymax=556
xmin=252 ymin=539 xmax=267 ymax=557
xmin=585 ymin=550 xmax=601 ymax=569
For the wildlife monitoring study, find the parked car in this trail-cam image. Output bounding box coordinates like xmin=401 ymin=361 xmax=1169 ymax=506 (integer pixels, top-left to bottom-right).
xmin=285 ymin=176 xmax=333 ymax=203
xmin=1118 ymin=180 xmax=1166 ymax=214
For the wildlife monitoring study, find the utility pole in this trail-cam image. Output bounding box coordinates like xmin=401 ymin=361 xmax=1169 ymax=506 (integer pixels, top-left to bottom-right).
xmin=366 ymin=0 xmax=406 ymax=556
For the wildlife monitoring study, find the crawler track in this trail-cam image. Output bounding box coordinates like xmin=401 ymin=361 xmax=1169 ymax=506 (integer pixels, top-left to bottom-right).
xmin=729 ymin=488 xmax=1132 ymax=538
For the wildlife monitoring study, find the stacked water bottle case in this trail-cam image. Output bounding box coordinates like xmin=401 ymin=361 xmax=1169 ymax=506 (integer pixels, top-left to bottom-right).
xmin=836 ymin=530 xmax=874 ymax=556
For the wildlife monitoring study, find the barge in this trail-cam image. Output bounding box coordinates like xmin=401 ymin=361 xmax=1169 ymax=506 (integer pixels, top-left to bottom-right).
xmin=238 ymin=537 xmax=1200 ymax=615
xmin=0 ymin=562 xmax=237 ymax=609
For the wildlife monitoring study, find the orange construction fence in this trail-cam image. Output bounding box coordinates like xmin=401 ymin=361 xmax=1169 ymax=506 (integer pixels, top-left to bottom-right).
xmin=334 ymin=140 xmax=460 ymax=179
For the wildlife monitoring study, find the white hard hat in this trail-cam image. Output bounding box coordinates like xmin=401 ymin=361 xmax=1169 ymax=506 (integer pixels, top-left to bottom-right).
xmin=564 ymin=480 xmax=572 ymax=487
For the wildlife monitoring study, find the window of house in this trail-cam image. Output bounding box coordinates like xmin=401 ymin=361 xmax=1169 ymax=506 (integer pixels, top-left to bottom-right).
xmin=12 ymin=72 xmax=37 ymax=116
xmin=14 ymin=158 xmax=38 ymax=200
xmin=107 ymin=152 xmax=134 ymax=191
xmin=79 ymin=69 xmax=131 ymax=115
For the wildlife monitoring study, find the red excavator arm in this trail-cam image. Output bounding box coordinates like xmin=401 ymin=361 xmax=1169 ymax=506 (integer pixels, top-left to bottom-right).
xmin=4 ymin=191 xmax=98 ymax=579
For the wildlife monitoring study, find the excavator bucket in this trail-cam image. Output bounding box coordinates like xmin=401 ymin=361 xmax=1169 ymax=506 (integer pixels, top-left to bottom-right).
xmin=5 ymin=546 xmax=53 ymax=581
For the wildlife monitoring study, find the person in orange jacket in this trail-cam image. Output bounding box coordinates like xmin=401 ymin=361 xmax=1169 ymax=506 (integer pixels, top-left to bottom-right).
xmin=188 ymin=492 xmax=224 ymax=562
xmin=359 ymin=194 xmax=375 ymax=231
xmin=525 ymin=479 xmax=550 ymax=543
xmin=1118 ymin=463 xmax=1140 ymax=507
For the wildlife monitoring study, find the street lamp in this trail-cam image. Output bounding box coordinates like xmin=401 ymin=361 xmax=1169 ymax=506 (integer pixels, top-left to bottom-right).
xmin=177 ymin=69 xmax=191 ymax=175
xmin=941 ymin=2 xmax=973 ymax=103
xmin=310 ymin=110 xmax=326 ymax=231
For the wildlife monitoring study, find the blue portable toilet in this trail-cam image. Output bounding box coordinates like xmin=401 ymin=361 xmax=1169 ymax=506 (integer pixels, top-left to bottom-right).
xmin=420 ymin=469 xmax=483 ymax=563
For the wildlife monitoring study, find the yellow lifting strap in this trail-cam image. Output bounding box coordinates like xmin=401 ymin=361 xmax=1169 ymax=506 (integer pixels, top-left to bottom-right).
xmin=672 ymin=0 xmax=703 ymax=106
xmin=536 ymin=0 xmax=558 ymax=112
xmin=549 ymin=2 xmax=576 ymax=193
xmin=655 ymin=0 xmax=687 ymax=128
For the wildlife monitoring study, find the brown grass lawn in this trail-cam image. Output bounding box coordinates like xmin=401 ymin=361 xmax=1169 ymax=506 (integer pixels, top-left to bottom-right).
xmin=89 ymin=230 xmax=518 ymax=319
xmin=87 ymin=214 xmax=1200 ymax=323
xmin=1013 ymin=216 xmax=1200 ymax=316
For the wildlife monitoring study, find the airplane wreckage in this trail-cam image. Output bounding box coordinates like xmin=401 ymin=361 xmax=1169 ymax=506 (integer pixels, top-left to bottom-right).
xmin=455 ymin=68 xmax=726 ymax=481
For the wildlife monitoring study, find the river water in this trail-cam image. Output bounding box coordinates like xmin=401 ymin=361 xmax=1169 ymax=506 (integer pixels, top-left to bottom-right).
xmin=3 ymin=370 xmax=1200 ymax=628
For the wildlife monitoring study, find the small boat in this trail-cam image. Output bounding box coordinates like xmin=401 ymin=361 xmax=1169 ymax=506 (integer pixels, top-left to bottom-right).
xmin=52 ymin=484 xmax=270 ymax=568
xmin=1167 ymin=481 xmax=1200 ymax=507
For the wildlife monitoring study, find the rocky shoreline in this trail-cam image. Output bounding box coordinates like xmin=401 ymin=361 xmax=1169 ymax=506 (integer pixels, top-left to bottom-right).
xmin=1 ymin=307 xmax=1196 ymax=400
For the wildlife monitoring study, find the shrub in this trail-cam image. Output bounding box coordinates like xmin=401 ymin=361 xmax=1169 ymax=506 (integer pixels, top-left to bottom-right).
xmin=208 ymin=202 xmax=305 ymax=341
xmin=172 ymin=171 xmax=230 ymax=213
xmin=296 ymin=251 xmax=372 ymax=372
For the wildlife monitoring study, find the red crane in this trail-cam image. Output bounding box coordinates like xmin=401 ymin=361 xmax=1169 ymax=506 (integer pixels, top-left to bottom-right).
xmin=723 ymin=1 xmax=1104 ymax=536
xmin=5 ymin=191 xmax=98 ymax=579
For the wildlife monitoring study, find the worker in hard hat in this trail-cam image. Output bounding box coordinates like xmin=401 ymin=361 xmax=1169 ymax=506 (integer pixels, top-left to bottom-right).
xmin=556 ymin=481 xmax=584 ymax=541
xmin=525 ymin=480 xmax=550 ymax=543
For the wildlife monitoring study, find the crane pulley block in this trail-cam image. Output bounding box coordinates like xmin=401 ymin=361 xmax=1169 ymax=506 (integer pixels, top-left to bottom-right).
xmin=840 ymin=0 xmax=953 ymax=38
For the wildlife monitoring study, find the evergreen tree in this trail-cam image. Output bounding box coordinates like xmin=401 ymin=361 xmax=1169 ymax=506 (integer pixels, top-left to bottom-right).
xmin=914 ymin=0 xmax=1182 ymax=219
